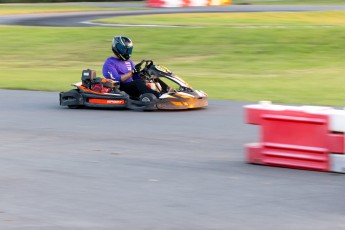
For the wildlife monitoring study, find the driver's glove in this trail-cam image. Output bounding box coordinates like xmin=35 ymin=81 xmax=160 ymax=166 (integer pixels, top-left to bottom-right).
xmin=131 ymin=68 xmax=142 ymax=80
xmin=132 ymin=68 xmax=139 ymax=75
xmin=134 ymin=63 xmax=141 ymax=72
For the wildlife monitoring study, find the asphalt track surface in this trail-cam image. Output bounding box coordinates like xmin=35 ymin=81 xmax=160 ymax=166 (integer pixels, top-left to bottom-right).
xmin=1 ymin=89 xmax=344 ymax=230
xmin=1 ymin=3 xmax=345 ymax=230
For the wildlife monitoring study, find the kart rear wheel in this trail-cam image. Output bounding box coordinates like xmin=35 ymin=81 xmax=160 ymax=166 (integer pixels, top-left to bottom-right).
xmin=67 ymin=105 xmax=80 ymax=109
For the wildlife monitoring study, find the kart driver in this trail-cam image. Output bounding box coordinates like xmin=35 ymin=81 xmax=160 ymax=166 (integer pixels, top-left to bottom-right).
xmin=102 ymin=36 xmax=167 ymax=99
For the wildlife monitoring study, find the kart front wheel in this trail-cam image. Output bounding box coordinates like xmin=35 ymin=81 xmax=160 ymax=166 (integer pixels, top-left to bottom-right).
xmin=139 ymin=93 xmax=157 ymax=103
xmin=139 ymin=93 xmax=157 ymax=111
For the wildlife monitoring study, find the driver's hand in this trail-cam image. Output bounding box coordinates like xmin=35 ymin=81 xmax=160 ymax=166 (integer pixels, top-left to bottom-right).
xmin=132 ymin=68 xmax=139 ymax=75
xmin=134 ymin=63 xmax=141 ymax=72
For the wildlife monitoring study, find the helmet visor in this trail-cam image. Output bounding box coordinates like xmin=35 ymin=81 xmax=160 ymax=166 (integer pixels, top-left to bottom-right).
xmin=116 ymin=44 xmax=133 ymax=60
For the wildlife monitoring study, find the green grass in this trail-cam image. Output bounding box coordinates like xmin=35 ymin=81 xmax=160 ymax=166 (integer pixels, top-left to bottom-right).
xmin=0 ymin=3 xmax=142 ymax=15
xmin=95 ymin=11 xmax=345 ymax=26
xmin=1 ymin=11 xmax=345 ymax=106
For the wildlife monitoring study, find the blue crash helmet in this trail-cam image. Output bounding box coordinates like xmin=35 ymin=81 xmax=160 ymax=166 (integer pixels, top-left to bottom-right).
xmin=111 ymin=36 xmax=133 ymax=61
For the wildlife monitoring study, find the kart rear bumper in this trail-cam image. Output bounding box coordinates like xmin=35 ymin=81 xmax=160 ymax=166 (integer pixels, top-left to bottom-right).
xmin=59 ymin=90 xmax=83 ymax=106
xmin=60 ymin=90 xmax=129 ymax=109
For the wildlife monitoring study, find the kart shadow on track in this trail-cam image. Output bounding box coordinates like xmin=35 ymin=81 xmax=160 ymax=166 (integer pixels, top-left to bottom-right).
xmin=60 ymin=60 xmax=208 ymax=111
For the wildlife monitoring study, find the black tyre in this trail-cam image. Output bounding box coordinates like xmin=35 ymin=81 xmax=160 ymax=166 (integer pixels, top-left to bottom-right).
xmin=67 ymin=105 xmax=80 ymax=109
xmin=139 ymin=93 xmax=157 ymax=103
xmin=138 ymin=93 xmax=157 ymax=111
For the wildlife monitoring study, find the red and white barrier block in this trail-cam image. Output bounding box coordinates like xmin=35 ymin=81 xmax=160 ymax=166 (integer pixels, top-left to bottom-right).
xmin=245 ymin=101 xmax=345 ymax=173
xmin=147 ymin=0 xmax=232 ymax=8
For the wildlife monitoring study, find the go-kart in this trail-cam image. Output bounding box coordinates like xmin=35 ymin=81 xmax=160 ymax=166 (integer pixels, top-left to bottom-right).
xmin=59 ymin=60 xmax=208 ymax=110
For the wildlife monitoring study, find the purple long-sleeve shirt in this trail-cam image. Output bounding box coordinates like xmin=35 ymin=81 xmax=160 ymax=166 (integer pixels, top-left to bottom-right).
xmin=102 ymin=56 xmax=135 ymax=83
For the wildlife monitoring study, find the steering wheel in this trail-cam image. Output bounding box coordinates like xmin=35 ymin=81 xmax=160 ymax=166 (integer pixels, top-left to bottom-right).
xmin=135 ymin=60 xmax=153 ymax=72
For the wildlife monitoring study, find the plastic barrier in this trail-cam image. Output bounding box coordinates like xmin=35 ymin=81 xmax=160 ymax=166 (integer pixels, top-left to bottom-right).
xmin=147 ymin=0 xmax=232 ymax=7
xmin=245 ymin=101 xmax=345 ymax=173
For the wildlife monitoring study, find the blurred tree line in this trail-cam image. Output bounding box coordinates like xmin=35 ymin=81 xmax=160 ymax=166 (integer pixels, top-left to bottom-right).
xmin=0 ymin=0 xmax=143 ymax=2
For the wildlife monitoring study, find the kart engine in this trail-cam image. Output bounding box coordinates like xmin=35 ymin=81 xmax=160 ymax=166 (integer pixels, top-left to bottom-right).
xmin=81 ymin=69 xmax=119 ymax=93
